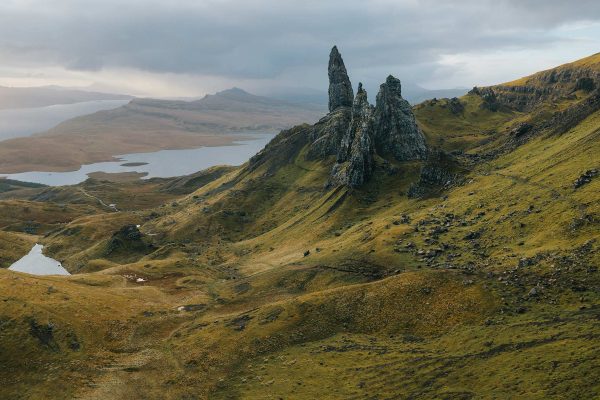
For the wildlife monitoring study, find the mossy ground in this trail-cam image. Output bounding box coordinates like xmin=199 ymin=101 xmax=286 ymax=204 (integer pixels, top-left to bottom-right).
xmin=215 ymin=305 xmax=599 ymax=399
xmin=0 ymin=59 xmax=599 ymax=399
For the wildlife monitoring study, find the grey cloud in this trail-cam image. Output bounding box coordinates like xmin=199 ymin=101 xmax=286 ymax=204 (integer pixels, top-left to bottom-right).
xmin=0 ymin=0 xmax=599 ymax=91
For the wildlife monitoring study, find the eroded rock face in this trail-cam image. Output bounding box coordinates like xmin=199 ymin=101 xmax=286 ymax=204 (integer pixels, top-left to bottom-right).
xmin=503 ymin=89 xmax=600 ymax=151
xmin=448 ymin=97 xmax=465 ymax=114
xmin=471 ymin=67 xmax=600 ymax=112
xmin=372 ymin=75 xmax=428 ymax=161
xmin=305 ymin=47 xmax=430 ymax=188
xmin=329 ymin=84 xmax=374 ymax=188
xmin=328 ymin=46 xmax=354 ymax=112
xmin=305 ymin=108 xmax=352 ymax=160
xmin=306 ymin=46 xmax=354 ymax=160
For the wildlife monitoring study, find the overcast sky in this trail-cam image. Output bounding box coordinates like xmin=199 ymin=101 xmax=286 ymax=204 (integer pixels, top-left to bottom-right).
xmin=1 ymin=0 xmax=599 ymax=97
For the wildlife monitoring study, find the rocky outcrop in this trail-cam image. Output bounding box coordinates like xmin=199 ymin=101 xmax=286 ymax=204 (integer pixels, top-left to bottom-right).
xmin=304 ymin=46 xmax=431 ymax=188
xmin=471 ymin=65 xmax=600 ymax=112
xmin=305 ymin=107 xmax=352 ymax=160
xmin=104 ymin=224 xmax=152 ymax=258
xmin=407 ymin=150 xmax=464 ymax=198
xmin=482 ymin=88 xmax=600 ymax=159
xmin=329 ymin=84 xmax=374 ymax=188
xmin=448 ymin=97 xmax=465 ymax=114
xmin=574 ymin=169 xmax=598 ymax=189
xmin=28 ymin=318 xmax=59 ymax=351
xmin=306 ymin=46 xmax=354 ymax=160
xmin=328 ymin=46 xmax=354 ymax=112
xmin=372 ymin=75 xmax=428 ymax=161
xmin=469 ymin=87 xmax=502 ymax=112
xmin=506 ymin=89 xmax=600 ymax=147
xmin=575 ymin=77 xmax=596 ymax=92
xmin=510 ymin=122 xmax=533 ymax=138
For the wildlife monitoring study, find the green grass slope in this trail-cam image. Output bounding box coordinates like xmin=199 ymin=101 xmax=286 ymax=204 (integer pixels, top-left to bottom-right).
xmin=0 ymin=53 xmax=598 ymax=399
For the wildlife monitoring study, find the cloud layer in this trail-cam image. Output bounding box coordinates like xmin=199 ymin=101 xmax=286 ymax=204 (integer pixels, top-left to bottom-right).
xmin=1 ymin=0 xmax=599 ymax=96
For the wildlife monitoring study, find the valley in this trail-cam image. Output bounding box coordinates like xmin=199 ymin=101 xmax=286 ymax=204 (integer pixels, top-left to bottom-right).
xmin=0 ymin=48 xmax=598 ymax=400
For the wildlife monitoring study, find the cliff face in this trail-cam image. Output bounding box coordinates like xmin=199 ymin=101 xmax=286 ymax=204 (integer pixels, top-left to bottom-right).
xmin=372 ymin=76 xmax=428 ymax=161
xmin=328 ymin=46 xmax=354 ymax=112
xmin=306 ymin=46 xmax=354 ymax=160
xmin=305 ymin=108 xmax=352 ymax=160
xmin=329 ymin=84 xmax=375 ymax=188
xmin=471 ymin=55 xmax=600 ymax=112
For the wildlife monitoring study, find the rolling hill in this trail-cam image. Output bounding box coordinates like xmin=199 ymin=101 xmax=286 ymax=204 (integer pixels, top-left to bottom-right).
xmin=0 ymin=48 xmax=598 ymax=399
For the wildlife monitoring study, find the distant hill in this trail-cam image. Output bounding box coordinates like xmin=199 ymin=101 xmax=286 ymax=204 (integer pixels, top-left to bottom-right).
xmin=132 ymin=87 xmax=325 ymax=116
xmin=0 ymin=178 xmax=45 ymax=193
xmin=0 ymin=88 xmax=326 ymax=173
xmin=402 ymin=82 xmax=468 ymax=104
xmin=0 ymin=85 xmax=132 ymax=110
xmin=262 ymin=83 xmax=467 ymax=106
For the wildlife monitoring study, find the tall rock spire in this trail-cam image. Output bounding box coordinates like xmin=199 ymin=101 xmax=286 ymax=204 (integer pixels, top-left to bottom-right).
xmin=372 ymin=75 xmax=428 ymax=161
xmin=329 ymin=83 xmax=374 ymax=188
xmin=328 ymin=46 xmax=354 ymax=112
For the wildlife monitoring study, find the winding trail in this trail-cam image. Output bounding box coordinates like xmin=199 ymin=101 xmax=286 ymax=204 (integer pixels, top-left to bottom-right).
xmin=78 ymin=189 xmax=119 ymax=212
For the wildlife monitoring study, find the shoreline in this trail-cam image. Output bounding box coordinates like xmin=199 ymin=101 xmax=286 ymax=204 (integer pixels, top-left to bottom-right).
xmin=0 ymin=132 xmax=258 ymax=175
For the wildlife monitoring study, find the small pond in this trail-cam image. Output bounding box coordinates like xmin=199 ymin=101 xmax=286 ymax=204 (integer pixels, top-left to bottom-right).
xmin=8 ymin=244 xmax=70 ymax=276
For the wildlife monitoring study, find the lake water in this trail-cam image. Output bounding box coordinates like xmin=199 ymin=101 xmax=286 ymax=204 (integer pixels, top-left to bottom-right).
xmin=0 ymin=100 xmax=130 ymax=141
xmin=1 ymin=133 xmax=275 ymax=186
xmin=8 ymin=244 xmax=70 ymax=275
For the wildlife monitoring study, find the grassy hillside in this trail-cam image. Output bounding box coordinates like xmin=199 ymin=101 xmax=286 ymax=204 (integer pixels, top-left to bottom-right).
xmin=0 ymin=54 xmax=598 ymax=399
xmin=503 ymin=52 xmax=600 ymax=87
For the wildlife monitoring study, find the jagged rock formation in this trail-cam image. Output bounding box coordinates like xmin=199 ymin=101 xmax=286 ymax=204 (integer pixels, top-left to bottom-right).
xmin=305 ymin=46 xmax=354 ymax=160
xmin=306 ymin=47 xmax=430 ymax=188
xmin=479 ymin=87 xmax=501 ymax=111
xmin=328 ymin=46 xmax=354 ymax=112
xmin=372 ymin=76 xmax=428 ymax=161
xmin=329 ymin=84 xmax=374 ymax=187
xmin=305 ymin=108 xmax=352 ymax=160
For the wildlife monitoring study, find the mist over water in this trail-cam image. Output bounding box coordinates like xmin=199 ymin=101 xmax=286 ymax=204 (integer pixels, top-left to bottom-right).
xmin=0 ymin=100 xmax=129 ymax=141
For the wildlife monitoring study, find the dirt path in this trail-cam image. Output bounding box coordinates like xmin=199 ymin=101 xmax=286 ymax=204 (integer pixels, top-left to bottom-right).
xmin=79 ymin=189 xmax=119 ymax=212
